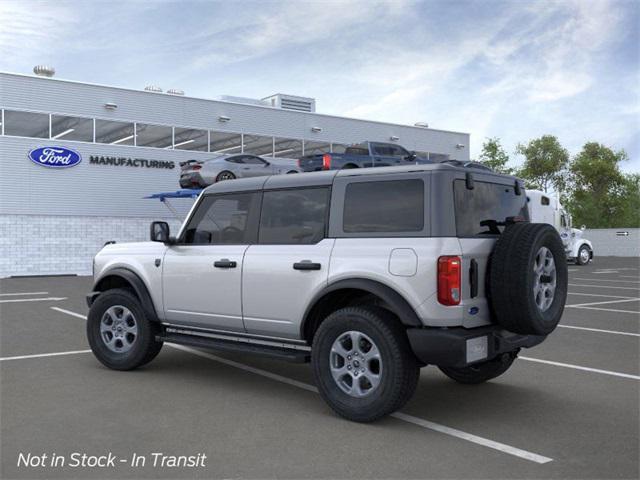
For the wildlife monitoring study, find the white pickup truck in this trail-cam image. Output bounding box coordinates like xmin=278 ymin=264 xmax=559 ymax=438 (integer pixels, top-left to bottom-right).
xmin=527 ymin=190 xmax=594 ymax=265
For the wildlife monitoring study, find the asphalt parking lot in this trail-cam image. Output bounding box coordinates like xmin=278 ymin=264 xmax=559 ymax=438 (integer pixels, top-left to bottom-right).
xmin=1 ymin=256 xmax=638 ymax=479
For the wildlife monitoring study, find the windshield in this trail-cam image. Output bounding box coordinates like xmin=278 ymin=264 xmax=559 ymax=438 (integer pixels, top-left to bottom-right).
xmin=454 ymin=180 xmax=529 ymax=236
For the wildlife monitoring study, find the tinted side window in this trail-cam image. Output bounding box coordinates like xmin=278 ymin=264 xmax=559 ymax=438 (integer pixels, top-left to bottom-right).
xmin=343 ymin=180 xmax=424 ymax=233
xmin=243 ymin=155 xmax=266 ymax=165
xmin=259 ymin=188 xmax=329 ymax=244
xmin=183 ymin=193 xmax=258 ymax=244
xmin=454 ymin=180 xmax=529 ymax=236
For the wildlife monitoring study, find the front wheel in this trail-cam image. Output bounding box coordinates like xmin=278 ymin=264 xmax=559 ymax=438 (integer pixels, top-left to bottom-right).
xmin=87 ymin=289 xmax=163 ymax=371
xmin=312 ymin=307 xmax=419 ymax=422
xmin=576 ymin=245 xmax=591 ymax=265
xmin=438 ymin=352 xmax=517 ymax=384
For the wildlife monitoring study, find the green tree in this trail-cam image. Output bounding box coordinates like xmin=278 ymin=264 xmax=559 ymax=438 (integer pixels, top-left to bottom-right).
xmin=566 ymin=142 xmax=638 ymax=228
xmin=478 ymin=137 xmax=513 ymax=174
xmin=516 ymin=135 xmax=569 ymax=193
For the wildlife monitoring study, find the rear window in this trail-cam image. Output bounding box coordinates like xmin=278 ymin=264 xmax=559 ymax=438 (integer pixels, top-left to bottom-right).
xmin=343 ymin=180 xmax=424 ymax=233
xmin=454 ymin=180 xmax=529 ymax=236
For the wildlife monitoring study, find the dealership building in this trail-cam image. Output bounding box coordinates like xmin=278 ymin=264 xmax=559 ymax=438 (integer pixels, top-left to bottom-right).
xmin=0 ymin=69 xmax=470 ymax=278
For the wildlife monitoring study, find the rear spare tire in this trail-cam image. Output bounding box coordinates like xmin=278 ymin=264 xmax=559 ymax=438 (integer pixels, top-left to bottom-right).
xmin=489 ymin=223 xmax=567 ymax=335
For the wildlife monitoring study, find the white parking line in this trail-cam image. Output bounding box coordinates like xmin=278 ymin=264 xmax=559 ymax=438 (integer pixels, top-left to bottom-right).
xmin=567 ymin=305 xmax=639 ymax=315
xmin=574 ymin=278 xmax=640 ymax=284
xmin=567 ymin=298 xmax=640 ymax=308
xmin=557 ymin=324 xmax=640 ymax=337
xmin=172 ymin=344 xmax=553 ymax=464
xmin=46 ymin=307 xmax=553 ymax=464
xmin=620 ymin=275 xmax=640 ymax=279
xmin=569 ymin=283 xmax=640 ymax=291
xmin=0 ymin=349 xmax=91 ymax=362
xmin=520 ymin=357 xmax=640 ymax=380
xmin=51 ymin=307 xmax=87 ymax=319
xmin=0 ymin=297 xmax=67 ymax=304
xmin=568 ymin=292 xmax=636 ymax=299
xmin=0 ymin=291 xmax=49 ymax=296
xmin=593 ymin=271 xmax=619 ymax=274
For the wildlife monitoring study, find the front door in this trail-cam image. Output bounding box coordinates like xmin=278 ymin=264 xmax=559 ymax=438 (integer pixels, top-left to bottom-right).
xmin=242 ymin=187 xmax=333 ymax=339
xmin=238 ymin=155 xmax=273 ymax=177
xmin=162 ymin=191 xmax=260 ymax=331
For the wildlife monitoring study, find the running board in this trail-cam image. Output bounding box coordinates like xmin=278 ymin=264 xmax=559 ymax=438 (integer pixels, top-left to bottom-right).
xmin=158 ymin=332 xmax=311 ymax=363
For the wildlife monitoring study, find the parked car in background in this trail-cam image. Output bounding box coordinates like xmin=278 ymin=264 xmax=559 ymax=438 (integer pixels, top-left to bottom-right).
xmin=297 ymin=141 xmax=430 ymax=171
xmin=179 ymin=154 xmax=299 ymax=188
xmin=527 ymin=190 xmax=594 ymax=265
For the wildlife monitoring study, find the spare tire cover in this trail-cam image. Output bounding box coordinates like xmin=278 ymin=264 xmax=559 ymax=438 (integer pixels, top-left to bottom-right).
xmin=489 ymin=223 xmax=568 ymax=335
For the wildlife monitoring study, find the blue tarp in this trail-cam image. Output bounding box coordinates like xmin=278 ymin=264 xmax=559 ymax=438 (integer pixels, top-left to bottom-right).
xmin=144 ymin=189 xmax=203 ymax=201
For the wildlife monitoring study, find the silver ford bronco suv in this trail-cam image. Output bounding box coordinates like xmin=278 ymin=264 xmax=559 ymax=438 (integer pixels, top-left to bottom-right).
xmin=87 ymin=164 xmax=567 ymax=422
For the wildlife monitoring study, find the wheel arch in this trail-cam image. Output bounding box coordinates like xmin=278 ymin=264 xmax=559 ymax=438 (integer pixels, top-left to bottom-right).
xmin=301 ymin=278 xmax=422 ymax=343
xmin=90 ymin=268 xmax=159 ymax=322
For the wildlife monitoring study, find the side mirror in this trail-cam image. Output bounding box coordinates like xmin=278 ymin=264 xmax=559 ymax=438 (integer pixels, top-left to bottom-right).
xmin=264 ymin=161 xmax=271 ymax=167
xmin=150 ymin=221 xmax=170 ymax=243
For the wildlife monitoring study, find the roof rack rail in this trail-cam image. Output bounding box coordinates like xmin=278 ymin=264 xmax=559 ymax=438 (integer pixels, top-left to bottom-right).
xmin=439 ymin=159 xmax=494 ymax=172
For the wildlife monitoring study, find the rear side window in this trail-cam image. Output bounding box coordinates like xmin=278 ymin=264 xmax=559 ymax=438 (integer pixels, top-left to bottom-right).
xmin=343 ymin=180 xmax=424 ymax=233
xmin=454 ymin=180 xmax=529 ymax=236
xmin=259 ymin=188 xmax=329 ymax=244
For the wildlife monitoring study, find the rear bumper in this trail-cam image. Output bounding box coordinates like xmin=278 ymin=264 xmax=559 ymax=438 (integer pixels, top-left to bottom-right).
xmin=179 ymin=172 xmax=205 ymax=188
xmin=407 ymin=325 xmax=546 ymax=368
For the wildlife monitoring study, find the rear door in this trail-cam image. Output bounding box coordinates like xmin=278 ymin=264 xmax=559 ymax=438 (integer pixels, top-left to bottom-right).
xmin=235 ymin=155 xmax=272 ymax=177
xmin=242 ymin=187 xmax=333 ymax=339
xmin=452 ymin=178 xmax=529 ymax=327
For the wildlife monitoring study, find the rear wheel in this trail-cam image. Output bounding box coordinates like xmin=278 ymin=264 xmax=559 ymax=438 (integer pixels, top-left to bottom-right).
xmin=87 ymin=289 xmax=163 ymax=370
xmin=312 ymin=306 xmax=419 ymax=422
xmin=216 ymin=171 xmax=236 ymax=182
xmin=576 ymin=245 xmax=591 ymax=265
xmin=438 ymin=352 xmax=517 ymax=384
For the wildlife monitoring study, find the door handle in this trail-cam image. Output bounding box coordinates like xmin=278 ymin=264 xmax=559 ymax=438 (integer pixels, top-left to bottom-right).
xmin=293 ymin=261 xmax=321 ymax=271
xmin=214 ymin=259 xmax=237 ymax=269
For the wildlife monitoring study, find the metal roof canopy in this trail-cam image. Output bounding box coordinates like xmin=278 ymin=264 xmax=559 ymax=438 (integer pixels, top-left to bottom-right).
xmin=144 ymin=189 xmax=202 ymax=219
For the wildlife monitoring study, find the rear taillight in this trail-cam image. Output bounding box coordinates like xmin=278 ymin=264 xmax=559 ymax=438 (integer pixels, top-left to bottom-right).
xmin=438 ymin=256 xmax=461 ymax=306
xmin=297 ymin=158 xmax=302 ymax=168
xmin=322 ymin=153 xmax=332 ymax=170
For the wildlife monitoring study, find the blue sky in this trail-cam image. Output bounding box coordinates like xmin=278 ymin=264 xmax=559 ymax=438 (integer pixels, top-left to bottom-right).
xmin=1 ymin=0 xmax=638 ymax=171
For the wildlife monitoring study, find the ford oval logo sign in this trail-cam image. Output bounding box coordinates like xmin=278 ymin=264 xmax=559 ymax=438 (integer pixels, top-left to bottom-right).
xmin=28 ymin=146 xmax=82 ymax=168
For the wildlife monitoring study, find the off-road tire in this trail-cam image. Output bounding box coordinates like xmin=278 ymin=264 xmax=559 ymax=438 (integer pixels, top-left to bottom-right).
xmin=489 ymin=223 xmax=568 ymax=335
xmin=312 ymin=306 xmax=419 ymax=422
xmin=87 ymin=288 xmax=163 ymax=371
xmin=439 ymin=352 xmax=517 ymax=384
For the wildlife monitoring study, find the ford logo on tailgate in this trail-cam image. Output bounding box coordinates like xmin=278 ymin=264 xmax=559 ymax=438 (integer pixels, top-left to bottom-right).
xmin=28 ymin=146 xmax=82 ymax=168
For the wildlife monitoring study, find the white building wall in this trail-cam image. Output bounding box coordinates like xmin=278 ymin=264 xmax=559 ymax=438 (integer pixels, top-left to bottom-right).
xmin=583 ymin=228 xmax=640 ymax=257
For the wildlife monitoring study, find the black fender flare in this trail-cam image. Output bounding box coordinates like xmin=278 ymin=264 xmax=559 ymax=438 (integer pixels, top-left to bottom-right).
xmin=301 ymin=278 xmax=423 ymax=338
xmin=89 ymin=268 xmax=159 ymax=322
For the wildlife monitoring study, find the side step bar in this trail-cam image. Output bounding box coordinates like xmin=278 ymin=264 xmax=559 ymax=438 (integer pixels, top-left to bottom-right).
xmin=157 ymin=332 xmax=311 ymax=363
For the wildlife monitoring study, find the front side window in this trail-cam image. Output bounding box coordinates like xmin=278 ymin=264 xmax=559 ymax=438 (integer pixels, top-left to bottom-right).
xmin=182 ymin=193 xmax=258 ymax=245
xmin=454 ymin=180 xmax=529 ymax=236
xmin=343 ymin=180 xmax=424 ymax=233
xmin=259 ymin=188 xmax=329 ymax=244
xmin=242 ymin=155 xmax=267 ymax=165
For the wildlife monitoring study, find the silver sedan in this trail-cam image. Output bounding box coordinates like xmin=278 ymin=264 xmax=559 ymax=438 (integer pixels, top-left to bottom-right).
xmin=179 ymin=154 xmax=300 ymax=189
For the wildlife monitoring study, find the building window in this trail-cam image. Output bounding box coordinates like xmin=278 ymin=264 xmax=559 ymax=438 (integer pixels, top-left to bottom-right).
xmin=331 ymin=143 xmax=348 ymax=154
xmin=243 ymin=134 xmax=274 ymax=156
xmin=3 ymin=110 xmax=49 ymax=138
xmin=429 ymin=153 xmax=450 ymax=162
xmin=50 ymin=114 xmax=93 ymax=142
xmin=273 ymin=137 xmax=303 ymax=158
xmin=259 ymin=188 xmax=329 ymax=244
xmin=173 ymin=127 xmax=208 ymax=151
xmin=95 ymin=119 xmax=135 ymax=145
xmin=210 ymin=131 xmax=242 ymax=154
xmin=343 ymin=180 xmax=424 ymax=233
xmin=303 ymin=140 xmax=331 ymax=155
xmin=135 ymin=123 xmax=173 ymax=148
